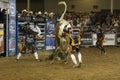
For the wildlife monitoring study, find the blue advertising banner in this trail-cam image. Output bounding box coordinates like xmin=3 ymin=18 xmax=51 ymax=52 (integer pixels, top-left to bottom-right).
xmin=8 ymin=0 xmax=16 ymax=55
xmin=45 ymin=18 xmax=56 ymax=50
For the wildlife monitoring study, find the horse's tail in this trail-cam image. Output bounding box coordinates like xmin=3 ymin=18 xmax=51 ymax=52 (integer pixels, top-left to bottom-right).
xmin=58 ymin=1 xmax=67 ymax=21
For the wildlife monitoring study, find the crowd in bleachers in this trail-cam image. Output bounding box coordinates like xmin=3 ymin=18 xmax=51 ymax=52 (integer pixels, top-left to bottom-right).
xmin=17 ymin=9 xmax=55 ymax=23
xmin=63 ymin=11 xmax=120 ymax=34
xmin=1 ymin=8 xmax=120 ymax=33
xmin=17 ymin=9 xmax=120 ymax=34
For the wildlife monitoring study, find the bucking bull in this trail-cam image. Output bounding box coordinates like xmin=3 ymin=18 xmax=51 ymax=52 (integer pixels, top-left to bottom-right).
xmin=49 ymin=1 xmax=72 ymax=64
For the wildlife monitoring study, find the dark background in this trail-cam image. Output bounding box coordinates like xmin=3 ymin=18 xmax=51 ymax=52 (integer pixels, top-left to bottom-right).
xmin=16 ymin=0 xmax=44 ymax=12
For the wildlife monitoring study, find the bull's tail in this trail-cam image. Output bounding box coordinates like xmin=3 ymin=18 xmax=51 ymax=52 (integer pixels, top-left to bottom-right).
xmin=58 ymin=1 xmax=67 ymax=21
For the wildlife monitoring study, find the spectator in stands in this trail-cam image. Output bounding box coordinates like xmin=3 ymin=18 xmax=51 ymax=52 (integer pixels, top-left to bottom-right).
xmin=49 ymin=12 xmax=55 ymax=19
xmin=0 ymin=10 xmax=3 ymax=22
xmin=21 ymin=9 xmax=28 ymax=16
xmin=112 ymin=17 xmax=119 ymax=29
xmin=106 ymin=14 xmax=112 ymax=26
xmin=29 ymin=11 xmax=33 ymax=16
xmin=43 ymin=11 xmax=49 ymax=20
xmin=36 ymin=11 xmax=42 ymax=17
xmin=0 ymin=9 xmax=6 ymax=23
xmin=84 ymin=16 xmax=91 ymax=27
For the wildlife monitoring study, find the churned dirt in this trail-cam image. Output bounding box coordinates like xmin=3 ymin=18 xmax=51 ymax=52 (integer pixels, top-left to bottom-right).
xmin=0 ymin=47 xmax=120 ymax=80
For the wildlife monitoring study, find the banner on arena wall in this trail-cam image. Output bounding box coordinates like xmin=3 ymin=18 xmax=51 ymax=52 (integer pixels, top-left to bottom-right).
xmin=116 ymin=34 xmax=120 ymax=45
xmin=81 ymin=33 xmax=93 ymax=46
xmin=0 ymin=24 xmax=4 ymax=54
xmin=45 ymin=19 xmax=56 ymax=50
xmin=92 ymin=34 xmax=116 ymax=46
xmin=36 ymin=41 xmax=45 ymax=50
xmin=8 ymin=0 xmax=16 ymax=55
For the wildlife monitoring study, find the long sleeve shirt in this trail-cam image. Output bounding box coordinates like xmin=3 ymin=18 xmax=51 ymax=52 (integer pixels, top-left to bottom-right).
xmin=30 ymin=25 xmax=41 ymax=36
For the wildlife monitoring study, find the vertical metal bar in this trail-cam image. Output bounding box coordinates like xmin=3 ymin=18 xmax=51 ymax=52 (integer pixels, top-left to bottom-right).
xmin=111 ymin=0 xmax=113 ymax=14
xmin=27 ymin=0 xmax=30 ymax=14
xmin=6 ymin=8 xmax=9 ymax=57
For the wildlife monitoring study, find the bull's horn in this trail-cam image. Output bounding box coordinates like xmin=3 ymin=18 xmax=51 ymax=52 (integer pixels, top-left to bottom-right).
xmin=58 ymin=1 xmax=67 ymax=21
xmin=58 ymin=1 xmax=66 ymax=5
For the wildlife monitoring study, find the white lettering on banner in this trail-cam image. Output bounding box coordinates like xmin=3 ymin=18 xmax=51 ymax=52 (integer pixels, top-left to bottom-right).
xmin=81 ymin=38 xmax=92 ymax=41
xmin=104 ymin=34 xmax=115 ymax=45
xmin=92 ymin=34 xmax=115 ymax=46
xmin=105 ymin=37 xmax=115 ymax=41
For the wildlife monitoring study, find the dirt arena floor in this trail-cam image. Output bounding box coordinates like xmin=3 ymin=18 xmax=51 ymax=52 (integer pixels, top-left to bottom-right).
xmin=0 ymin=47 xmax=120 ymax=80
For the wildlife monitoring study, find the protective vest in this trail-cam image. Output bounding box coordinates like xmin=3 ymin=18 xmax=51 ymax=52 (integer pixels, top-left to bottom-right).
xmin=70 ymin=26 xmax=81 ymax=45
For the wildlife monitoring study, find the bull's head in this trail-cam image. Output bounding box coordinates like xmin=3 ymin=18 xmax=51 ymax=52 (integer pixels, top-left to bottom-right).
xmin=58 ymin=19 xmax=72 ymax=36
